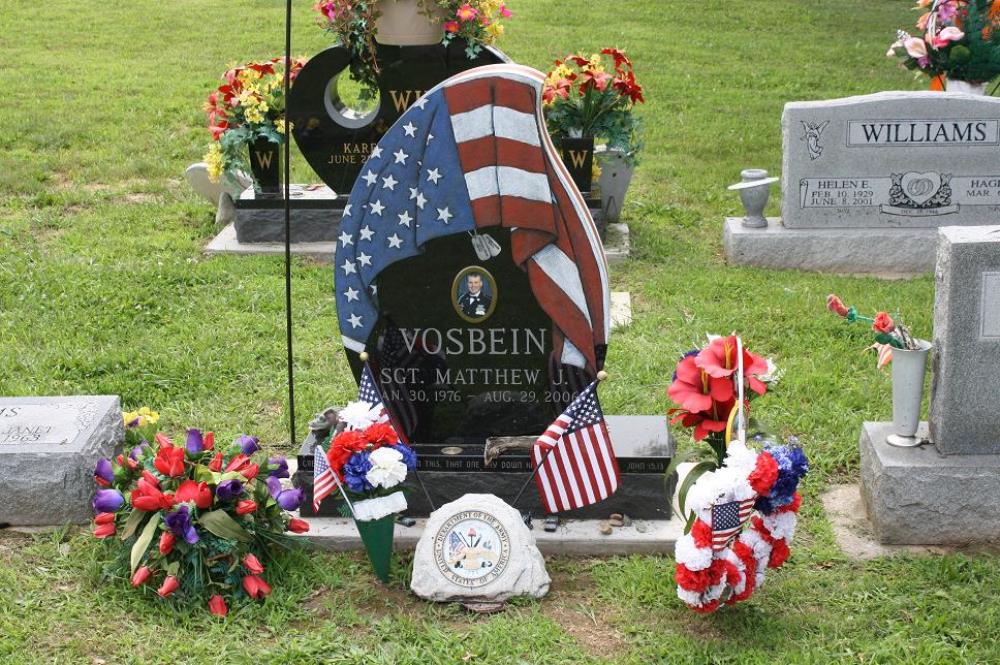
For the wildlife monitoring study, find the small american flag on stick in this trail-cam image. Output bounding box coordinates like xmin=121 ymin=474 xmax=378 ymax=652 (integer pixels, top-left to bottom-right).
xmin=312 ymin=444 xmax=339 ymax=512
xmin=710 ymin=498 xmax=755 ymax=551
xmin=531 ymin=380 xmax=619 ymax=513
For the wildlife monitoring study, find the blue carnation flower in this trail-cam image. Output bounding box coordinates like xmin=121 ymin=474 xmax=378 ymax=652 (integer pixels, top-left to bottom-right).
xmin=343 ymin=451 xmax=374 ymax=493
xmin=755 ymin=444 xmax=809 ymax=515
xmin=395 ymin=443 xmax=418 ymax=471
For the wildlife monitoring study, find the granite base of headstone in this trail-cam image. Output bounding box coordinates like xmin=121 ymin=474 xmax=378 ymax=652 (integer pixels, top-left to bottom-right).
xmin=410 ymin=493 xmax=550 ymax=607
xmin=860 ymin=226 xmax=1000 ymax=544
xmin=724 ymin=92 xmax=1000 ymax=275
xmin=295 ymin=415 xmax=675 ymax=520
xmin=234 ymin=185 xmax=342 ymax=243
xmin=0 ymin=396 xmax=124 ymax=526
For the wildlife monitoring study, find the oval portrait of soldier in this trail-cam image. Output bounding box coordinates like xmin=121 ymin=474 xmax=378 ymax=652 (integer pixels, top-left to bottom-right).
xmin=452 ymin=266 xmax=497 ymax=323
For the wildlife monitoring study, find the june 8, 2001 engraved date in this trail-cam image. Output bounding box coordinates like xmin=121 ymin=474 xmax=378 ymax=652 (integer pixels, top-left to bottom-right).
xmin=382 ymin=389 xmax=574 ymax=403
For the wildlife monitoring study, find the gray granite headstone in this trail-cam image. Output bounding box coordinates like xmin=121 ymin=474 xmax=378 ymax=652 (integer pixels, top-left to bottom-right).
xmin=782 ymin=92 xmax=1000 ymax=229
xmin=0 ymin=396 xmax=124 ymax=526
xmin=929 ymin=226 xmax=1000 ymax=455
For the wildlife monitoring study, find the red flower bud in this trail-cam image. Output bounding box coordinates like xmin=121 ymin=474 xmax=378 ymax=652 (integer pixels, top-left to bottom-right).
xmin=826 ymin=294 xmax=850 ymax=318
xmin=208 ymin=594 xmax=228 ymax=617
xmin=242 ymin=574 xmax=271 ymax=600
xmin=240 ymin=463 xmax=260 ymax=482
xmin=225 ymin=454 xmax=250 ymax=473
xmin=873 ymin=311 xmax=895 ymax=334
xmin=208 ymin=452 xmax=223 ymax=472
xmin=203 ymin=431 xmax=215 ymax=451
xmin=141 ymin=470 xmax=160 ymax=488
xmin=130 ymin=566 xmax=152 ymax=587
xmin=236 ymin=500 xmax=257 ymax=515
xmin=159 ymin=530 xmax=176 ymax=555
xmin=93 ymin=522 xmax=116 ymax=539
xmin=287 ymin=518 xmax=310 ymax=534
xmin=94 ymin=512 xmax=116 ymax=525
xmin=154 ymin=432 xmax=174 ymax=448
xmin=157 ymin=575 xmax=180 ymax=598
xmin=242 ymin=553 xmax=264 ymax=574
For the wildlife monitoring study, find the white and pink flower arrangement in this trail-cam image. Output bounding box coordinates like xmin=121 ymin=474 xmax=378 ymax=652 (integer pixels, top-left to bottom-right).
xmin=886 ymin=0 xmax=1000 ymax=88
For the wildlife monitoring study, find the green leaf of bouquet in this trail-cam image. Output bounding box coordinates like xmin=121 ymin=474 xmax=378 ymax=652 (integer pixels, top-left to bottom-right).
xmin=192 ymin=465 xmax=216 ymax=484
xmin=874 ymin=332 xmax=896 ymax=345
xmin=200 ymin=510 xmax=252 ymax=542
xmin=119 ymin=509 xmax=146 ymax=542
xmin=683 ymin=510 xmax=697 ymax=535
xmin=676 ymin=460 xmax=717 ymax=520
xmin=130 ymin=512 xmax=160 ymax=573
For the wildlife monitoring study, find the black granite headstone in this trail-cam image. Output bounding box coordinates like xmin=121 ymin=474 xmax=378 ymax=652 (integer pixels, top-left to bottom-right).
xmin=348 ymin=226 xmax=594 ymax=445
xmin=287 ymin=41 xmax=507 ymax=196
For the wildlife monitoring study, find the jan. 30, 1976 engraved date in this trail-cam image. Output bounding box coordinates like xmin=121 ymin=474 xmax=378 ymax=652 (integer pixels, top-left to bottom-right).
xmin=382 ymin=389 xmax=574 ymax=403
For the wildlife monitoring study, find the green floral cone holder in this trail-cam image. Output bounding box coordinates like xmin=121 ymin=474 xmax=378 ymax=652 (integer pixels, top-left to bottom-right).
xmin=354 ymin=515 xmax=395 ymax=582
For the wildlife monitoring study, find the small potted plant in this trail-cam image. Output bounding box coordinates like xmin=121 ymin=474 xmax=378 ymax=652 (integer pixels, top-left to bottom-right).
xmin=314 ymin=0 xmax=513 ymax=100
xmin=886 ymin=0 xmax=1000 ymax=94
xmin=542 ymin=48 xmax=645 ymax=207
xmin=203 ymin=57 xmax=306 ymax=196
xmin=827 ymin=294 xmax=932 ymax=446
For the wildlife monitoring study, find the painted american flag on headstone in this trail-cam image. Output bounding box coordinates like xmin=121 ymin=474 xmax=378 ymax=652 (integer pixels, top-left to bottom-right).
xmin=334 ymin=64 xmax=610 ymax=373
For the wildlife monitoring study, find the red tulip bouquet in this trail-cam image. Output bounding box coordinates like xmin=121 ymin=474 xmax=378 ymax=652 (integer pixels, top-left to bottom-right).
xmin=91 ymin=411 xmax=309 ymax=615
xmin=826 ymin=294 xmax=922 ymax=369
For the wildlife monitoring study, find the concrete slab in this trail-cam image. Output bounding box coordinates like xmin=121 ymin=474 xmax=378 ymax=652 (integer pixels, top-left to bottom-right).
xmin=205 ymin=222 xmax=632 ymax=266
xmin=859 ymin=421 xmax=1000 ymax=545
xmin=610 ymin=291 xmax=632 ymax=330
xmin=724 ymin=217 xmax=938 ymax=276
xmin=291 ymin=514 xmax=683 ymax=556
xmin=821 ymin=483 xmax=953 ymax=560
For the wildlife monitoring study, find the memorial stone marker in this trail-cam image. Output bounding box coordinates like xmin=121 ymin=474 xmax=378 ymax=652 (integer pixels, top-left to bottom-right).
xmin=782 ymin=92 xmax=1000 ymax=228
xmin=288 ymin=41 xmax=507 ymax=196
xmin=0 ymin=395 xmax=124 ymax=526
xmin=296 ymin=65 xmax=674 ymax=519
xmin=410 ymin=493 xmax=550 ymax=607
xmin=929 ymin=225 xmax=1000 ymax=454
xmin=860 ymin=226 xmax=1000 ymax=544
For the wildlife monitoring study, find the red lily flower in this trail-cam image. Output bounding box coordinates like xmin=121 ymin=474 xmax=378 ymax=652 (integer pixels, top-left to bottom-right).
xmin=667 ymin=355 xmax=715 ymax=413
xmin=695 ymin=336 xmax=769 ymax=396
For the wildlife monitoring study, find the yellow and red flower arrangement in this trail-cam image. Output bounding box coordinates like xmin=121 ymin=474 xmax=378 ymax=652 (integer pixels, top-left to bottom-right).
xmin=202 ymin=56 xmax=306 ymax=184
xmin=90 ymin=410 xmax=308 ymax=616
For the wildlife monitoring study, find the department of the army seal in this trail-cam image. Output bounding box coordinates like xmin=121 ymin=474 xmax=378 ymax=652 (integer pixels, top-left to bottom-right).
xmin=433 ymin=509 xmax=511 ymax=588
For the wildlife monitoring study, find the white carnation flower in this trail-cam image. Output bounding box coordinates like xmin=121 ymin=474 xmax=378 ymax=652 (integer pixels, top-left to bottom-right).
xmin=674 ymin=534 xmax=713 ymax=571
xmin=365 ymin=446 xmax=408 ymax=489
xmin=339 ymin=401 xmax=381 ymax=430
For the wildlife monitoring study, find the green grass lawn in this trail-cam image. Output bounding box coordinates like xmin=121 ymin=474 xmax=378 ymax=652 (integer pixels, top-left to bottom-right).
xmin=3 ymin=0 xmax=999 ymax=662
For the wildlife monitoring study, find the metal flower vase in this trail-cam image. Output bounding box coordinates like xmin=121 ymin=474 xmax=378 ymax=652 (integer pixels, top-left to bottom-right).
xmin=887 ymin=339 xmax=932 ymax=447
xmin=354 ymin=514 xmax=395 ymax=582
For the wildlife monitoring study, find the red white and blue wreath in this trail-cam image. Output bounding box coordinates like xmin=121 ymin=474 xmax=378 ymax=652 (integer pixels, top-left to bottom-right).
xmin=667 ymin=335 xmax=809 ymax=613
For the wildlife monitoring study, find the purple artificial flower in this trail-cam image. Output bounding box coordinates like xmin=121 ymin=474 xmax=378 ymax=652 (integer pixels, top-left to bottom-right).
xmin=94 ymin=458 xmax=114 ymax=486
xmin=395 ymin=443 xmax=418 ymax=471
xmin=92 ymin=488 xmax=125 ymax=513
xmin=215 ymin=479 xmax=244 ymax=502
xmin=186 ymin=428 xmax=204 ymax=454
xmin=164 ymin=505 xmax=199 ymax=544
xmin=125 ymin=417 xmax=141 ymax=429
xmin=343 ymin=452 xmax=374 ymax=494
xmin=268 ymin=457 xmax=290 ymax=479
xmin=236 ymin=435 xmax=260 ymax=456
xmin=129 ymin=443 xmax=148 ymax=461
xmin=266 ymin=476 xmax=304 ymax=511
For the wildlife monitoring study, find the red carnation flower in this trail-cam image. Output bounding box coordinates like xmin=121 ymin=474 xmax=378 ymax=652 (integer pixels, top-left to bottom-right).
xmin=365 ymin=422 xmax=398 ymax=446
xmin=748 ymin=451 xmax=779 ymax=495
xmin=692 ymin=599 xmax=721 ymax=614
xmin=690 ymin=519 xmax=713 ymax=549
xmin=777 ymin=492 xmax=802 ymax=514
xmin=327 ymin=430 xmax=369 ymax=475
xmin=675 ymin=558 xmax=727 ymax=592
xmin=729 ymin=540 xmax=758 ymax=603
xmin=768 ymin=539 xmax=790 ymax=568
